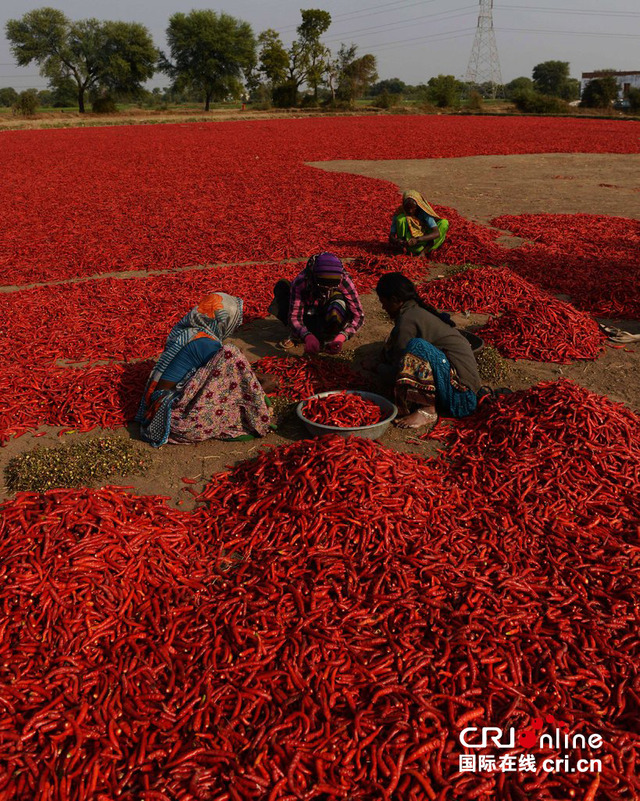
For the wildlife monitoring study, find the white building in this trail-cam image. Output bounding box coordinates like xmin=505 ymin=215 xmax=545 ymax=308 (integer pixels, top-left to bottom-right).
xmin=580 ymin=71 xmax=640 ymax=102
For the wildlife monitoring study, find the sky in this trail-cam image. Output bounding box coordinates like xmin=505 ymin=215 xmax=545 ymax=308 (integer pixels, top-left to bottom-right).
xmin=1 ymin=0 xmax=639 ymax=92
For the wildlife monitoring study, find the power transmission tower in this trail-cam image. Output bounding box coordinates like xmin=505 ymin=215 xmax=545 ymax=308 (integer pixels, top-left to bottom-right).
xmin=466 ymin=0 xmax=503 ymax=97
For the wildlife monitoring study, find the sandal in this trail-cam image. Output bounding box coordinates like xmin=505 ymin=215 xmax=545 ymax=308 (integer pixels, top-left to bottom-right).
xmin=278 ymin=338 xmax=298 ymax=350
xmin=599 ymin=324 xmax=640 ymax=344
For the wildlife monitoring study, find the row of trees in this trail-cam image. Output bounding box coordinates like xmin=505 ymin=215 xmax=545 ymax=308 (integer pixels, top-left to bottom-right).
xmin=5 ymin=6 xmax=378 ymax=114
xmin=505 ymin=61 xmax=639 ymax=112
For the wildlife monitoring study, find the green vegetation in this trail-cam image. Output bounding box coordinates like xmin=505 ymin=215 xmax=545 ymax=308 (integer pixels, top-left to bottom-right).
xmin=532 ymin=60 xmax=580 ymax=101
xmin=580 ymin=72 xmax=619 ymax=109
xmin=12 ymin=88 xmax=39 ymax=116
xmin=161 ymin=10 xmax=255 ymax=112
xmin=5 ymin=7 xmax=156 ymax=113
xmin=426 ymin=74 xmax=466 ymax=108
xmin=511 ymin=90 xmax=569 ymax=115
xmin=5 ymin=437 xmax=147 ymax=493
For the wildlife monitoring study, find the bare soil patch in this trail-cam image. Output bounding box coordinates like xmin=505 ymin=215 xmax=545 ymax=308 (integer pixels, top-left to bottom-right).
xmin=309 ymin=153 xmax=640 ymax=227
xmin=1 ymin=152 xmax=638 ymax=506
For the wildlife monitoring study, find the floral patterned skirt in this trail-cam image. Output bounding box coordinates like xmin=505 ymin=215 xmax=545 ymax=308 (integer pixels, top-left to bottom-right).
xmin=167 ymin=345 xmax=271 ymax=443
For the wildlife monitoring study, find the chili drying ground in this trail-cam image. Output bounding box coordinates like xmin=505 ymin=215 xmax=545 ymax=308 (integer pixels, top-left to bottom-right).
xmin=1 ymin=117 xmax=639 ymax=444
xmin=1 ymin=115 xmax=639 ymax=799
xmin=1 ymin=380 xmax=638 ymax=800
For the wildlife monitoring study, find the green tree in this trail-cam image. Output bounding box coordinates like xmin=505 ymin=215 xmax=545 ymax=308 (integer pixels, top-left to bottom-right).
xmin=12 ymin=88 xmax=39 ymax=116
xmin=505 ymin=76 xmax=533 ymax=98
xmin=532 ymin=60 xmax=576 ymax=98
xmin=37 ymin=89 xmax=54 ymax=106
xmin=0 ymin=87 xmax=19 ymax=106
xmin=257 ymin=29 xmax=289 ymax=88
xmin=161 ymin=10 xmax=256 ymax=111
xmin=334 ymin=44 xmax=377 ymax=106
xmin=297 ymin=9 xmax=331 ymax=101
xmin=49 ymin=75 xmax=77 ymax=106
xmin=5 ymin=8 xmax=156 ymax=113
xmin=369 ymin=78 xmax=406 ymax=97
xmin=627 ymin=87 xmax=640 ymax=113
xmin=580 ymin=73 xmax=619 ymax=109
xmin=427 ymin=74 xmax=464 ymax=108
xmin=281 ymin=9 xmax=332 ymax=103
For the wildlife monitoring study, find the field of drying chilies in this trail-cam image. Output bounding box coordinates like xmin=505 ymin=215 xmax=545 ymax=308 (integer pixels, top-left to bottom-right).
xmin=0 ymin=114 xmax=639 ymax=800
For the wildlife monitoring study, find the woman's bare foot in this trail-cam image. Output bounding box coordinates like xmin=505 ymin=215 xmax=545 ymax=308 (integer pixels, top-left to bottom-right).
xmin=395 ymin=407 xmax=438 ymax=429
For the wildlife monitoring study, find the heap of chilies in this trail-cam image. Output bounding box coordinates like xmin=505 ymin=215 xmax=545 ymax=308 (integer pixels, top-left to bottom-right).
xmin=421 ymin=267 xmax=605 ymax=363
xmin=2 ymin=117 xmax=638 ymax=285
xmin=253 ymin=355 xmax=366 ymax=402
xmin=496 ymin=213 xmax=640 ymax=319
xmin=1 ymin=379 xmax=638 ymax=800
xmin=302 ymin=392 xmax=383 ymax=427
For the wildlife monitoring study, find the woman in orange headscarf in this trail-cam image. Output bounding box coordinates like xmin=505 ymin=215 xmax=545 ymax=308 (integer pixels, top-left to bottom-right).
xmin=137 ymin=292 xmax=275 ymax=446
xmin=389 ymin=189 xmax=449 ymax=256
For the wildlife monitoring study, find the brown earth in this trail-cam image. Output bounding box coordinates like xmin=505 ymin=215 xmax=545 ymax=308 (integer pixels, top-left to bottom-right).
xmin=1 ymin=105 xmax=635 ymax=132
xmin=1 ymin=153 xmax=638 ymax=507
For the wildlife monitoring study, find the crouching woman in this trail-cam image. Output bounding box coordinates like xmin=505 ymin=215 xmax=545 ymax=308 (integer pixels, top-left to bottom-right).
xmin=137 ymin=292 xmax=273 ymax=447
xmin=374 ymin=273 xmax=482 ymax=429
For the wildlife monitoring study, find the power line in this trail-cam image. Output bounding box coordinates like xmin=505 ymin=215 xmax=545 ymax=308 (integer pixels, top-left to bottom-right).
xmin=321 ymin=7 xmax=477 ymax=45
xmin=496 ymin=26 xmax=640 ymax=38
xmin=496 ymin=4 xmax=640 ymax=17
xmin=275 ymin=0 xmax=442 ymax=34
xmin=353 ymin=27 xmax=477 ymax=53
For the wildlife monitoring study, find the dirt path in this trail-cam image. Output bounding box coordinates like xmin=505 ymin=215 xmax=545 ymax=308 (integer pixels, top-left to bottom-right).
xmin=2 ymin=153 xmax=638 ymax=507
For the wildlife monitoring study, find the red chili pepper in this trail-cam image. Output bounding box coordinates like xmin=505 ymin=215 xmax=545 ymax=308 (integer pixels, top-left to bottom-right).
xmin=303 ymin=392 xmax=383 ymax=427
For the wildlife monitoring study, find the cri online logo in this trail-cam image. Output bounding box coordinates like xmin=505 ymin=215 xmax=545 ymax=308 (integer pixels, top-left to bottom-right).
xmin=517 ymin=714 xmax=569 ymax=749
xmin=460 ymin=713 xmax=603 ymax=751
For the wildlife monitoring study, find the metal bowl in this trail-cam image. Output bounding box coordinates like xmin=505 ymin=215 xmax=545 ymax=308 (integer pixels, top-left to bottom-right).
xmin=296 ymin=390 xmax=398 ymax=440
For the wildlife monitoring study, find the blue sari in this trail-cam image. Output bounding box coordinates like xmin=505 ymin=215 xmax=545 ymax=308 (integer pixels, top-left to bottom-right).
xmin=396 ymin=338 xmax=478 ymax=418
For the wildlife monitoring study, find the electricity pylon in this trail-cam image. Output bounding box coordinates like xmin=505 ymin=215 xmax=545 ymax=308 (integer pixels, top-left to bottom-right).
xmin=466 ymin=0 xmax=503 ymax=98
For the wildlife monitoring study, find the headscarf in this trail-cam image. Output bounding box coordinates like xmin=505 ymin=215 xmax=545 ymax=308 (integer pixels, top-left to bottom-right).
xmin=396 ymin=189 xmax=442 ymax=238
xmin=305 ymin=252 xmax=344 ymax=286
xmin=136 ymin=292 xmax=243 ymax=446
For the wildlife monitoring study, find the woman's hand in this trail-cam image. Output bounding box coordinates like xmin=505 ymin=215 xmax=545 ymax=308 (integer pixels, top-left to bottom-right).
xmin=304 ymin=334 xmax=321 ymax=354
xmin=325 ymin=334 xmax=346 ymax=354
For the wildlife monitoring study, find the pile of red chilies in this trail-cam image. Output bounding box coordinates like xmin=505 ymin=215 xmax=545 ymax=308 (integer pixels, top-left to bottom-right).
xmin=420 ymin=267 xmax=537 ymax=315
xmin=303 ymin=392 xmax=383 ymax=427
xmin=421 ymin=266 xmax=605 ymax=363
xmin=0 ymin=362 xmax=154 ymax=446
xmin=1 ymin=379 xmax=638 ymax=800
xmin=495 ymin=214 xmax=640 ymax=319
xmin=255 ymin=355 xmax=365 ymax=402
xmin=478 ymin=300 xmax=604 ymax=363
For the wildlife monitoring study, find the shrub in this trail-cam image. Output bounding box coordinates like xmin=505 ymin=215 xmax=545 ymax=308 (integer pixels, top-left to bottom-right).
xmin=300 ymin=94 xmax=319 ymax=108
xmin=427 ymin=74 xmax=464 ymax=108
xmin=272 ymin=82 xmax=298 ymax=108
xmin=580 ymin=75 xmax=619 ymax=109
xmin=466 ymin=90 xmax=484 ymax=111
xmin=12 ymin=89 xmax=38 ymax=117
xmin=373 ymin=91 xmax=401 ymax=109
xmin=627 ymin=87 xmax=640 ymax=113
xmin=0 ymin=87 xmax=19 ymax=107
xmin=91 ymin=95 xmax=118 ymax=114
xmin=512 ymin=90 xmax=568 ymax=114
